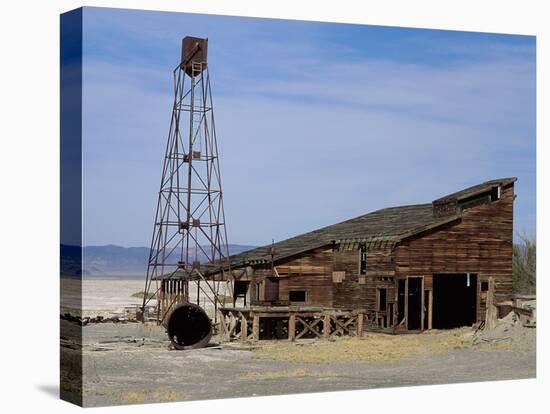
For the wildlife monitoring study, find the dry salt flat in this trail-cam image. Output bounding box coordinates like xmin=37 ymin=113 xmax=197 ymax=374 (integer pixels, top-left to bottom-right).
xmin=61 ymin=276 xmax=229 ymax=318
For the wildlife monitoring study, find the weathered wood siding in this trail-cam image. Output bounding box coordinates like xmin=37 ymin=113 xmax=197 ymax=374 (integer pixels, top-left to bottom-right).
xmin=394 ymin=183 xmax=515 ymax=323
xmin=332 ymin=247 xmax=394 ymax=312
xmin=275 ymin=247 xmax=334 ymax=306
xmin=245 ymin=183 xmax=514 ymax=330
xmin=332 ymin=249 xmax=362 ymax=308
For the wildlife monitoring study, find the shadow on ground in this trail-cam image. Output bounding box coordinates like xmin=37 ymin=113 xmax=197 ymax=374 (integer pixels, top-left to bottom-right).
xmin=36 ymin=384 xmax=59 ymax=399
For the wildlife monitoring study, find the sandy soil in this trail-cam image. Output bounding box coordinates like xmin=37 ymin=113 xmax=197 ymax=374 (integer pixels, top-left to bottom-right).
xmin=58 ymin=320 xmax=536 ymax=407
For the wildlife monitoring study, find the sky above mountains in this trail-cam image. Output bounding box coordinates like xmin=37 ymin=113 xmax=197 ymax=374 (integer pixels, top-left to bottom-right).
xmin=80 ymin=7 xmax=536 ymax=247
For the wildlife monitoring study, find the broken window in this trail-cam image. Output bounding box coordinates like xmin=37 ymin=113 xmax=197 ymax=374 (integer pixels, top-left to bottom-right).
xmin=481 ymin=281 xmax=489 ymax=292
xmin=458 ymin=187 xmax=503 ymax=209
xmin=359 ymin=244 xmax=367 ymax=275
xmin=289 ymin=290 xmax=306 ymax=302
xmin=490 ymin=185 xmax=502 ymax=202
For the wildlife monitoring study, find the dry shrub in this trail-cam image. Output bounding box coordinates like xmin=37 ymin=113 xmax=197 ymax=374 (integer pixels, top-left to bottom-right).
xmin=513 ymin=234 xmax=536 ymax=294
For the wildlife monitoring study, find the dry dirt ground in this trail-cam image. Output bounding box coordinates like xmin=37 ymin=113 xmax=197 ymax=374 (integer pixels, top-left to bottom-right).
xmin=60 ymin=319 xmax=536 ymax=407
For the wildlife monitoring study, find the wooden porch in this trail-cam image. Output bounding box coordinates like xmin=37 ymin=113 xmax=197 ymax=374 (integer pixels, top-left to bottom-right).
xmin=218 ymin=306 xmax=365 ymax=342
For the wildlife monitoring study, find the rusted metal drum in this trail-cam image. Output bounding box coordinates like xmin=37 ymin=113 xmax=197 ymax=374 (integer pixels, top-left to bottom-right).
xmin=165 ymin=303 xmax=212 ymax=350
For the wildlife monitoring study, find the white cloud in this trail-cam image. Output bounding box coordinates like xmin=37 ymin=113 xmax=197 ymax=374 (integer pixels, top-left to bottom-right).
xmin=81 ymin=37 xmax=535 ymax=246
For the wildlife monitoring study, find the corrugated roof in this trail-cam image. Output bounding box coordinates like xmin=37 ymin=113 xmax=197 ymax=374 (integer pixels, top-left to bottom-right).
xmin=227 ymin=177 xmax=516 ymax=268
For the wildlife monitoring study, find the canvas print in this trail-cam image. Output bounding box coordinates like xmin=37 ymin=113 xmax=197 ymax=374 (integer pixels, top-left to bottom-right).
xmin=60 ymin=6 xmax=536 ymax=407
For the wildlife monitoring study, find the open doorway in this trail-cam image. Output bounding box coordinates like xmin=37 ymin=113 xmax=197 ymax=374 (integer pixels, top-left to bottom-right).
xmin=233 ymin=280 xmax=250 ymax=306
xmin=396 ymin=277 xmax=423 ymax=330
xmin=432 ymin=273 xmax=477 ymax=329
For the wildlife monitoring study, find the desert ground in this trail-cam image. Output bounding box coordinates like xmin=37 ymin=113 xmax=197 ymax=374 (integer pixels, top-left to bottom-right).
xmin=60 ymin=277 xmax=536 ymax=407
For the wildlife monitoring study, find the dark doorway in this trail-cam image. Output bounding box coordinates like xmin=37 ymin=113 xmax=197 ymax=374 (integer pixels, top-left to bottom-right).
xmin=234 ymin=280 xmax=250 ymax=306
xmin=432 ymin=273 xmax=477 ymax=329
xmin=407 ymin=277 xmax=422 ymax=330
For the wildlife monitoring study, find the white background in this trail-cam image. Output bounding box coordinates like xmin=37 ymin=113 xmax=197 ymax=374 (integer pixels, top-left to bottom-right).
xmin=0 ymin=1 xmax=547 ymax=412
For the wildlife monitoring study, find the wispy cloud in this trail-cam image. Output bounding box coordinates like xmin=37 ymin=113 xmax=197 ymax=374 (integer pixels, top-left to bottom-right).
xmin=81 ymin=8 xmax=536 ymax=246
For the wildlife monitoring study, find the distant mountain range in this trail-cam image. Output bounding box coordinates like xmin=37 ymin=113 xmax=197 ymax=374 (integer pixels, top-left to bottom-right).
xmin=60 ymin=244 xmax=256 ymax=277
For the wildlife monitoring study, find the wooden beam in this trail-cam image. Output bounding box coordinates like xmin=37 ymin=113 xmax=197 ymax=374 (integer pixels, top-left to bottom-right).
xmin=252 ymin=314 xmax=260 ymax=341
xmin=288 ymin=314 xmax=296 ymax=341
xmin=240 ymin=313 xmax=248 ymax=342
xmin=331 ymin=316 xmax=355 ymax=337
xmin=229 ymin=312 xmax=237 ymax=338
xmin=420 ymin=276 xmax=425 ymax=331
xmin=485 ymin=277 xmax=496 ymax=330
xmin=323 ymin=313 xmax=331 ymax=339
xmin=295 ymin=317 xmax=322 ymax=339
xmin=427 ymin=290 xmax=433 ymax=330
xmin=476 ymin=275 xmax=482 ymax=324
xmin=357 ymin=313 xmax=364 ymax=337
xmin=218 ymin=310 xmax=228 ymax=340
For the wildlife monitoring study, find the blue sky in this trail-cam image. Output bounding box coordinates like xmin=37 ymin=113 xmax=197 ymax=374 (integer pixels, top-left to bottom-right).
xmin=80 ymin=7 xmax=536 ymax=247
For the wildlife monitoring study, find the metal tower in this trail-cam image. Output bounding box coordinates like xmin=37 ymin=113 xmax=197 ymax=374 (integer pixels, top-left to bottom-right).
xmin=142 ymin=37 xmax=231 ymax=324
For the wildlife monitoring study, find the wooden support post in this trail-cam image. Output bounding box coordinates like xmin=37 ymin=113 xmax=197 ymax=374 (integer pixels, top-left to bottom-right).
xmin=288 ymin=313 xmax=296 ymax=341
xmin=229 ymin=312 xmax=236 ymax=337
xmin=485 ymin=277 xmax=497 ymax=330
xmin=252 ymin=314 xmax=260 ymax=341
xmin=197 ymin=280 xmax=200 ymax=306
xmin=240 ymin=313 xmax=247 ymax=342
xmin=323 ymin=313 xmax=331 ymax=339
xmin=218 ymin=310 xmax=228 ymax=340
xmin=356 ymin=313 xmax=364 ymax=337
xmin=427 ymin=290 xmax=433 ymax=330
xmin=420 ymin=277 xmax=425 ymax=331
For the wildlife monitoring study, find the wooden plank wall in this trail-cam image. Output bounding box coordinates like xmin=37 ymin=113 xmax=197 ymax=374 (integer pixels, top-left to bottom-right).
xmin=332 ymin=249 xmax=363 ymax=308
xmin=249 ymin=267 xmax=274 ymax=302
xmin=332 ymin=247 xmax=395 ymax=311
xmin=394 ymin=183 xmax=515 ymax=323
xmin=275 ymin=247 xmax=334 ymax=306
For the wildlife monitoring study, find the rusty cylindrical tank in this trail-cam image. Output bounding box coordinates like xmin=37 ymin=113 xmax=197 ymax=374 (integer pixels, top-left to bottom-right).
xmin=180 ymin=36 xmax=208 ymax=77
xmin=164 ymin=303 xmax=212 ymax=350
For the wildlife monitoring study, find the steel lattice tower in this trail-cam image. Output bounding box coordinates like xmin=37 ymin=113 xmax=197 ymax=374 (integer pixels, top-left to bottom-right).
xmin=142 ymin=37 xmax=231 ymax=324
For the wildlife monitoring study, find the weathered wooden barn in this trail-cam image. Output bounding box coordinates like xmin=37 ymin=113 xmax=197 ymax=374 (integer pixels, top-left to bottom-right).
xmin=222 ymin=177 xmax=516 ymax=335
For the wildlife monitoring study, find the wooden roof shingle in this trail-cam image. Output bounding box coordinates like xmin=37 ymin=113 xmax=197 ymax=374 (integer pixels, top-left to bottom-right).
xmin=226 ymin=177 xmax=516 ymax=268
